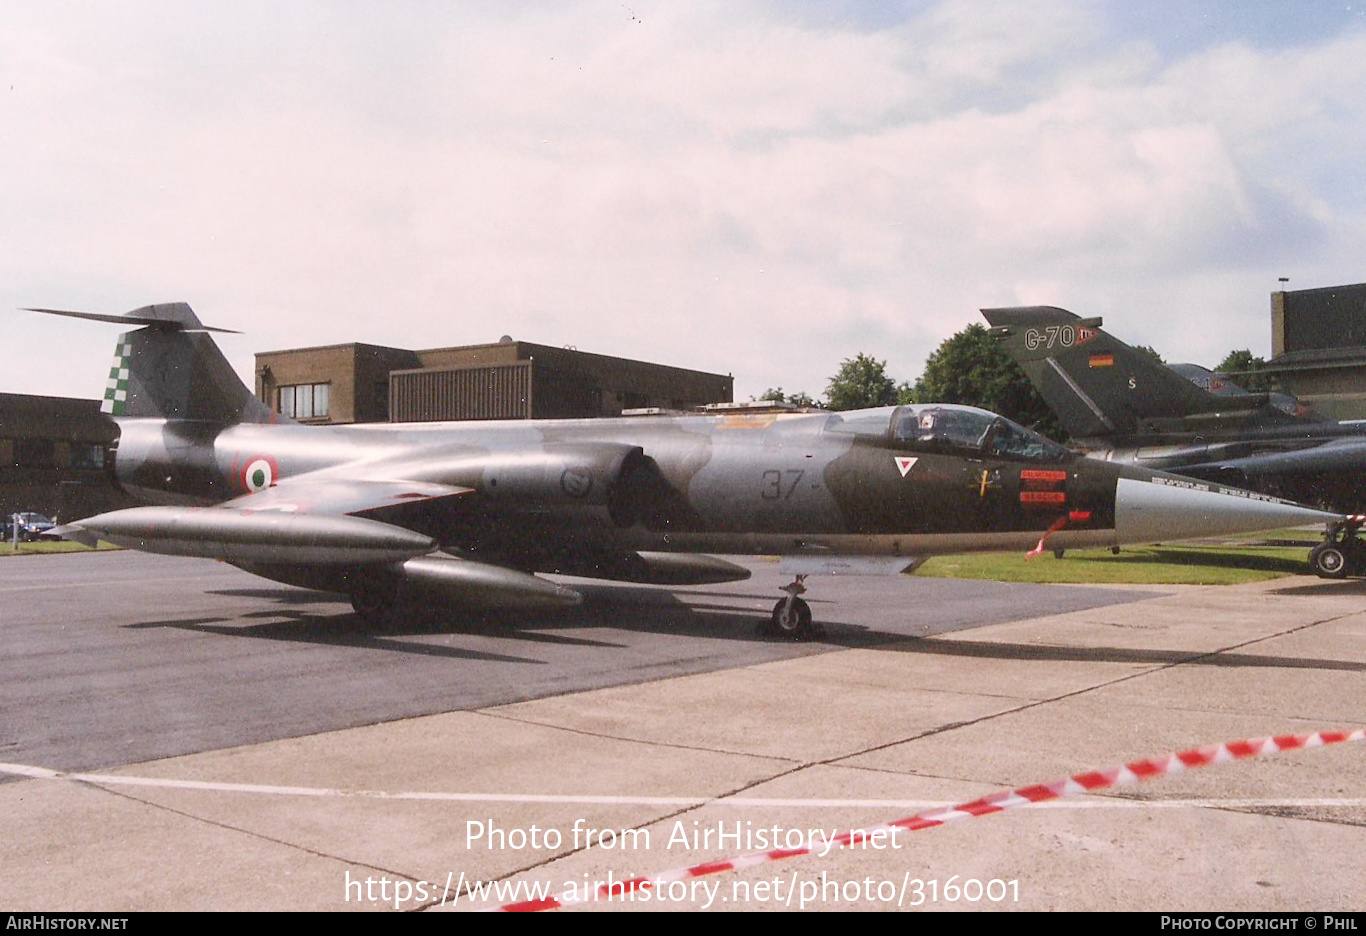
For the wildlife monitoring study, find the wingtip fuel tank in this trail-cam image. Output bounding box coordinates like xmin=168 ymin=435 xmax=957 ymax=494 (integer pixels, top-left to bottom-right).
xmin=65 ymin=506 xmax=439 ymax=565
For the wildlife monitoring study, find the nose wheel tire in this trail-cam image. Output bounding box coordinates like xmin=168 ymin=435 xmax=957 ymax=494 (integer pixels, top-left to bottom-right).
xmin=767 ymin=596 xmax=815 ymax=640
xmin=1310 ymin=542 xmax=1349 ymax=579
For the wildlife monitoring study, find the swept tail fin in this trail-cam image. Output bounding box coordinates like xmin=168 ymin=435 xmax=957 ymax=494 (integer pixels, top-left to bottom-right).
xmin=981 ymin=306 xmax=1227 ymax=439
xmin=29 ymin=303 xmax=281 ymax=425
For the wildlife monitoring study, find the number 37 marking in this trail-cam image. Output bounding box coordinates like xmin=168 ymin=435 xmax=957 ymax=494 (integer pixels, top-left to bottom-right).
xmin=761 ymin=469 xmax=805 ymax=500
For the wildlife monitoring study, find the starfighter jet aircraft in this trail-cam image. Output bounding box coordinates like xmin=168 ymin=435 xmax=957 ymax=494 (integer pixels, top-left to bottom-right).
xmin=33 ymin=303 xmax=1342 ymax=636
xmin=982 ymin=305 xmax=1366 ymax=579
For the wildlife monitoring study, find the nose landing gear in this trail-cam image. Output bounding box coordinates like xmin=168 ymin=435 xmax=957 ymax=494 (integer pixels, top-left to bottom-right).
xmin=762 ymin=574 xmax=823 ymax=640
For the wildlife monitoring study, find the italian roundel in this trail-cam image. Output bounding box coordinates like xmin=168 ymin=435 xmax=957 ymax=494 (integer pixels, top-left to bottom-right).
xmin=240 ymin=456 xmax=279 ymax=493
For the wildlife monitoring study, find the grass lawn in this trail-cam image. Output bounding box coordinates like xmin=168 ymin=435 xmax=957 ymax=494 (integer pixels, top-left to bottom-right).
xmin=917 ymin=532 xmax=1320 ymax=586
xmin=0 ymin=541 xmax=119 ymax=557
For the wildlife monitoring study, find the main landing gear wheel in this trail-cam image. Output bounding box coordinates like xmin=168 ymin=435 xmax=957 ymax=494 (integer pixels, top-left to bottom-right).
xmin=350 ymin=576 xmax=401 ymax=627
xmin=1310 ymin=517 xmax=1366 ymax=579
xmin=762 ymin=574 xmax=822 ymax=641
xmin=1310 ymin=542 xmax=1349 ymax=579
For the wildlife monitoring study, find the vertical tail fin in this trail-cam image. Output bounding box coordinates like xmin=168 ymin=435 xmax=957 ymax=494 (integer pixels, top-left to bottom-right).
xmin=30 ymin=303 xmax=281 ymax=424
xmin=981 ymin=306 xmax=1218 ymax=439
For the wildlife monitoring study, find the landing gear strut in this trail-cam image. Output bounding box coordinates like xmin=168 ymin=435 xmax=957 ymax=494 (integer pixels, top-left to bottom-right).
xmin=763 ymin=574 xmax=823 ymax=640
xmin=1311 ymin=519 xmax=1366 ymax=579
xmin=349 ymin=573 xmax=401 ymax=627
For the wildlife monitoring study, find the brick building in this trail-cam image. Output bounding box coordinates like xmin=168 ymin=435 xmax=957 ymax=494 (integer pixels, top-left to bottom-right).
xmin=254 ymin=338 xmax=734 ymax=424
xmin=0 ymin=393 xmax=133 ymax=520
xmin=1264 ymin=282 xmax=1366 ymax=419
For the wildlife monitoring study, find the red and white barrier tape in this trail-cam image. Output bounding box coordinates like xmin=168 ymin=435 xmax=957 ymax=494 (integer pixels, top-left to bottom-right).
xmin=487 ymin=729 xmax=1365 ymax=912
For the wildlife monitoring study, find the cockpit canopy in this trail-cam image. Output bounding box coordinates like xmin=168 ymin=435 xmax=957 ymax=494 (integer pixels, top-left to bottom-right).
xmin=825 ymin=404 xmax=1074 ymax=463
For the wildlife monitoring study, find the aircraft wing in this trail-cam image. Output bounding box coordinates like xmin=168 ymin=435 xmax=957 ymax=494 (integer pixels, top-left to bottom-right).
xmin=54 ymin=462 xmax=748 ymax=610
xmin=1177 ymin=437 xmax=1366 ymax=510
xmin=224 ymin=475 xmax=474 ymax=518
xmin=1181 ymin=437 xmax=1366 ymax=479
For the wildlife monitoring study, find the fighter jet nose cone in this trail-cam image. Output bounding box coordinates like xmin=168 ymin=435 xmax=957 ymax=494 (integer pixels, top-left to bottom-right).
xmin=1115 ymin=476 xmax=1339 ymax=544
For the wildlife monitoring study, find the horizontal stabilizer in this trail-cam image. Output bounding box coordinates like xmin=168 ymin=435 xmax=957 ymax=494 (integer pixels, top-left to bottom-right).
xmin=24 ymin=307 xmax=241 ymax=333
xmin=29 ymin=302 xmax=272 ymax=423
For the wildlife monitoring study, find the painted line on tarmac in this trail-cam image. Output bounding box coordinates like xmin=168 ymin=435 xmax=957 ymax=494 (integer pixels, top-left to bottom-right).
xmin=2 ymin=760 xmax=1364 ymax=810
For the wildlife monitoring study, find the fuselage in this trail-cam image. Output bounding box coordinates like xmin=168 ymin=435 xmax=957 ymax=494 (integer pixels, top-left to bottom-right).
xmin=102 ymin=403 xmax=1331 ymax=571
xmin=38 ymin=302 xmax=1349 ymax=616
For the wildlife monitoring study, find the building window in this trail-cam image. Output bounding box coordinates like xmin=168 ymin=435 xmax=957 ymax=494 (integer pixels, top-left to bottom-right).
xmin=13 ymin=438 xmax=57 ymax=469
xmin=69 ymin=444 xmax=106 ymax=470
xmin=278 ymin=383 xmax=330 ymax=419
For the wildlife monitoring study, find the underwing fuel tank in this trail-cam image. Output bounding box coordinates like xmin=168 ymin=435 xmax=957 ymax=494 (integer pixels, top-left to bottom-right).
xmin=400 ymin=555 xmax=584 ymax=609
xmin=545 ymin=551 xmax=752 ymax=585
xmin=1113 ymin=473 xmax=1339 ymax=544
xmin=629 ymin=552 xmax=752 ymax=585
xmin=54 ymin=506 xmax=437 ymax=565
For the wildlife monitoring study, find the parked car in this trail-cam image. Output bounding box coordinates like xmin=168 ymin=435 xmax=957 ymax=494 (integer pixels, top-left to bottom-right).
xmin=5 ymin=512 xmax=57 ymax=542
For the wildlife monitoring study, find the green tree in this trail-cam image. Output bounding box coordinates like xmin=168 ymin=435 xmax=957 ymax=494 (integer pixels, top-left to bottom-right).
xmin=912 ymin=323 xmax=1064 ymax=439
xmin=825 ymin=353 xmax=900 ymax=411
xmin=759 ymin=387 xmax=820 ymax=408
xmin=1215 ymin=350 xmax=1273 ymax=392
xmin=1133 ymin=345 xmax=1165 ymax=364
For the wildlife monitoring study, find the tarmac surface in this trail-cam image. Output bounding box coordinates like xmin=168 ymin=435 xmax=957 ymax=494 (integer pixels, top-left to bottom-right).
xmin=3 ymin=551 xmax=1365 ymax=912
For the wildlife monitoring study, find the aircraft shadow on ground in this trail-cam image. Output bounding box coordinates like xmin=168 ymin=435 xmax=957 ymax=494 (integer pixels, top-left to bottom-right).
xmin=128 ymin=580 xmax=887 ymax=651
xmin=881 ymin=637 xmax=1366 ymax=673
xmin=121 ymin=614 xmax=548 ymax=664
xmin=1265 ymin=578 xmax=1366 ymax=596
xmin=553 ymin=577 xmax=917 ymax=637
xmin=116 ymin=587 xmax=1361 ymax=673
xmin=207 ymin=588 xmax=351 ymax=604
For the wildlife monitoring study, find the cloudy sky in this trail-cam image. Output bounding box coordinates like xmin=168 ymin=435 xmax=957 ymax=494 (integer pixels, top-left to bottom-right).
xmin=3 ymin=1 xmax=1364 ymax=404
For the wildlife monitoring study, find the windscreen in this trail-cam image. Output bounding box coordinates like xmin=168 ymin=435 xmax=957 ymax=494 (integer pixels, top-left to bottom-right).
xmin=891 ymin=405 xmax=1074 ymax=462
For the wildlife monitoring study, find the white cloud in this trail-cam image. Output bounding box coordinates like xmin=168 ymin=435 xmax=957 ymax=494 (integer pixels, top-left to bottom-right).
xmin=1 ymin=1 xmax=1364 ymax=402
